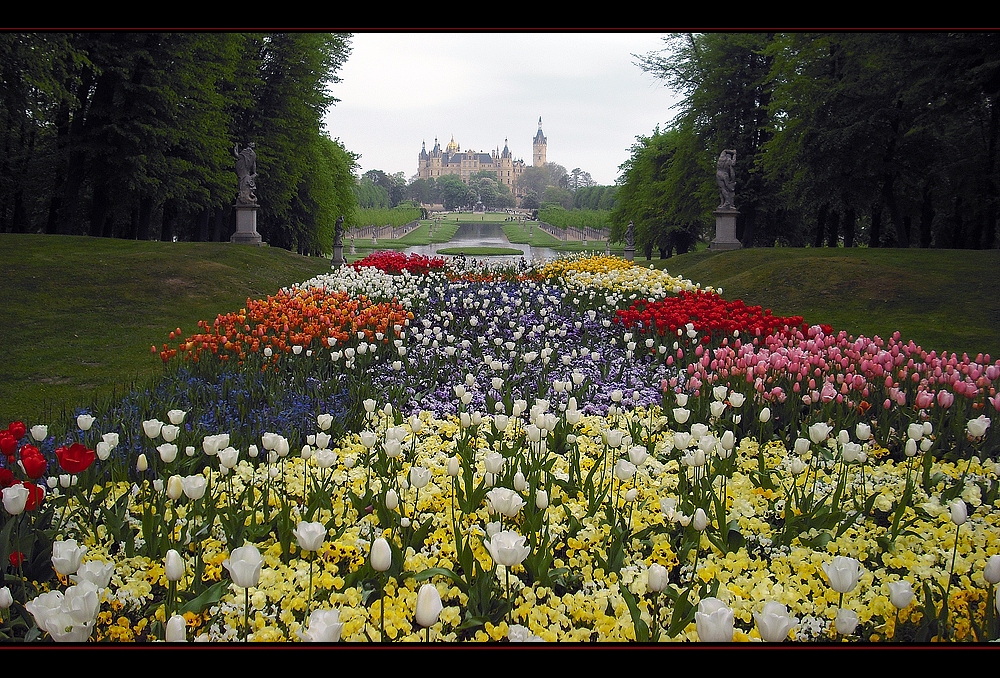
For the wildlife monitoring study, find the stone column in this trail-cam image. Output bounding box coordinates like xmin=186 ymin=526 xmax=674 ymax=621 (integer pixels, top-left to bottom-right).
xmin=710 ymin=208 xmax=741 ymax=250
xmin=231 ymin=204 xmax=262 ymax=245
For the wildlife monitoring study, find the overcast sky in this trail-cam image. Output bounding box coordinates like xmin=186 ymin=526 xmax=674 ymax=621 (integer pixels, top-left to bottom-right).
xmin=323 ymin=31 xmax=684 ymax=187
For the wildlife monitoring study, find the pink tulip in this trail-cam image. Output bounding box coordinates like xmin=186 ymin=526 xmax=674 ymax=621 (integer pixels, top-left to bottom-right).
xmin=821 ymin=382 xmax=838 ymax=403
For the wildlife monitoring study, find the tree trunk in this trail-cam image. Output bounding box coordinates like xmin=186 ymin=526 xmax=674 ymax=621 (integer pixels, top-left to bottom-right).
xmin=136 ymin=196 xmax=153 ymax=241
xmin=7 ymin=115 xmax=35 ymax=234
xmin=47 ymin=68 xmax=94 ymax=236
xmin=45 ymin=193 xmax=62 ymax=235
xmin=160 ymin=200 xmax=177 ymax=242
xmin=60 ymin=66 xmax=106 ymax=236
xmin=89 ymin=184 xmax=109 ymax=237
xmin=843 ymin=207 xmax=856 ymax=247
xmin=161 ymin=216 xmax=174 ymax=242
xmin=212 ymin=207 xmax=226 ymax=242
xmin=102 ymin=209 xmax=114 ymax=238
xmin=738 ymin=206 xmax=756 ymax=248
xmin=969 ymin=214 xmax=984 ymax=249
xmin=826 ymin=210 xmax=840 ymax=247
xmin=127 ymin=205 xmax=139 ymax=240
xmin=869 ymin=203 xmax=882 ymax=247
xmin=194 ymin=207 xmax=210 ymax=242
xmin=984 ymin=210 xmax=997 ymax=249
xmin=919 ymin=184 xmax=934 ymax=248
xmin=882 ymin=177 xmax=908 ymax=247
xmin=10 ymin=191 xmax=26 ymax=234
xmin=814 ymin=204 xmax=827 ymax=248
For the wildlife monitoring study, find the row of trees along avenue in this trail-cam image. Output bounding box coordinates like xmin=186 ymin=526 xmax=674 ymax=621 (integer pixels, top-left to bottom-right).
xmin=0 ymin=32 xmax=357 ymax=255
xmin=611 ymin=32 xmax=1000 ymax=256
xmin=402 ymin=164 xmax=604 ymax=213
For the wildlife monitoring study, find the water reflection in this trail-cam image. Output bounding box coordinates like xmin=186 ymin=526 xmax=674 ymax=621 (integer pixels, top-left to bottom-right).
xmin=402 ymin=223 xmax=560 ymax=263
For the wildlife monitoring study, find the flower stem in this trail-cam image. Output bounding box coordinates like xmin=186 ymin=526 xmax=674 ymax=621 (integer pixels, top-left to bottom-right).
xmin=307 ymin=552 xmax=314 ymax=620
xmin=945 ymin=521 xmax=961 ymax=641
xmin=379 ymin=573 xmax=385 ymax=643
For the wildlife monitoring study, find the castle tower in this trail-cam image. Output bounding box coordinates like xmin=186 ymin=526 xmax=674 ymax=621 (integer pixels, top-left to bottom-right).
xmin=532 ymin=117 xmax=547 ymax=167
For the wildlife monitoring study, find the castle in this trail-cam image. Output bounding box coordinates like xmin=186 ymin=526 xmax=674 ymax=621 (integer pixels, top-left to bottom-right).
xmin=417 ymin=117 xmax=547 ymax=205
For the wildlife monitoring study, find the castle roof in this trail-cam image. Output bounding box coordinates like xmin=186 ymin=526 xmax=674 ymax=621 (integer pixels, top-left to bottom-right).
xmin=534 ymin=116 xmax=546 ymax=144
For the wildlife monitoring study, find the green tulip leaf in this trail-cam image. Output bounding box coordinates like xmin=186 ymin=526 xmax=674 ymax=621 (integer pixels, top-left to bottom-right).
xmin=619 ymin=585 xmax=650 ymax=643
xmin=179 ymin=580 xmax=228 ymax=615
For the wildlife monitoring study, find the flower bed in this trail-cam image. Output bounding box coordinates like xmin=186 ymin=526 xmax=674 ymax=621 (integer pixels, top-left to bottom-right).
xmin=351 ymin=250 xmax=447 ymax=276
xmin=1 ymin=255 xmax=998 ymax=644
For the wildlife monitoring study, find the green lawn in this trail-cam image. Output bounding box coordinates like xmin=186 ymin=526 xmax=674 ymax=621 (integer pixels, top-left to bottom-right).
xmin=640 ymin=246 xmax=1000 ymax=360
xmin=2 ymin=234 xmax=996 ymax=426
xmin=0 ymin=234 xmax=334 ymax=424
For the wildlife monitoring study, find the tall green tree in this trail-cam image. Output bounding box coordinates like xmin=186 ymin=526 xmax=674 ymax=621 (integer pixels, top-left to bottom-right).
xmin=903 ymin=32 xmax=1000 ymax=249
xmin=637 ymin=33 xmax=783 ymax=247
xmin=354 ymin=175 xmax=389 ymax=209
xmin=36 ymin=33 xmax=242 ymax=240
xmin=760 ymin=32 xmax=1000 ymax=249
xmin=516 ymin=162 xmax=568 ymax=199
xmin=568 ymin=168 xmax=595 ymax=191
xmin=0 ymin=33 xmax=81 ymax=234
xmin=612 ymin=126 xmax=707 ymax=257
xmin=1 ymin=31 xmax=355 ymax=249
xmin=236 ymin=32 xmax=352 ymax=250
xmin=360 ymin=169 xmax=405 ymax=208
xmin=406 ymin=177 xmax=438 ymax=205
xmin=285 ymin=134 xmax=358 ymax=255
xmin=762 ymin=33 xmax=928 ymax=247
xmin=436 ymin=174 xmax=474 ymax=210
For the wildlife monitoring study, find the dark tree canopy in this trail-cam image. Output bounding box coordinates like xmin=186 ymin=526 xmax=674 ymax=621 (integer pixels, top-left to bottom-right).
xmin=625 ymin=32 xmax=1000 ymax=250
xmin=0 ymin=31 xmax=358 ymax=254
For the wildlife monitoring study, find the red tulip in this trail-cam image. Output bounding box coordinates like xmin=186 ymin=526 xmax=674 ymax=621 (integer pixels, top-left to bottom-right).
xmin=56 ymin=443 xmax=96 ymax=474
xmin=7 ymin=421 xmax=26 ymax=441
xmin=20 ymin=448 xmax=47 ymax=479
xmin=0 ymin=432 xmax=16 ymax=457
xmin=21 ymin=482 xmax=44 ymax=511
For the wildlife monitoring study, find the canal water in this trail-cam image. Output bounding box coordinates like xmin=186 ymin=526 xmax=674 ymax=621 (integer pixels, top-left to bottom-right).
xmin=402 ymin=223 xmax=560 ymax=263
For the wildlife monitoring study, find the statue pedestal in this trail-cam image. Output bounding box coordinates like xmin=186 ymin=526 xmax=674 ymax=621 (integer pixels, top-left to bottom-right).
xmin=331 ymin=244 xmax=345 ymax=267
xmin=710 ymin=208 xmax=741 ymax=250
xmin=231 ymin=204 xmax=262 ymax=245
xmin=624 ymin=245 xmax=635 ymax=262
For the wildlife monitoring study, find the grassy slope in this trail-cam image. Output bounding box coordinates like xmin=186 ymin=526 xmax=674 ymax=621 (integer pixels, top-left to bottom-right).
xmin=642 ymin=247 xmax=1000 ymax=360
xmin=0 ymin=234 xmax=334 ymax=424
xmin=1 ymin=235 xmax=996 ymax=425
